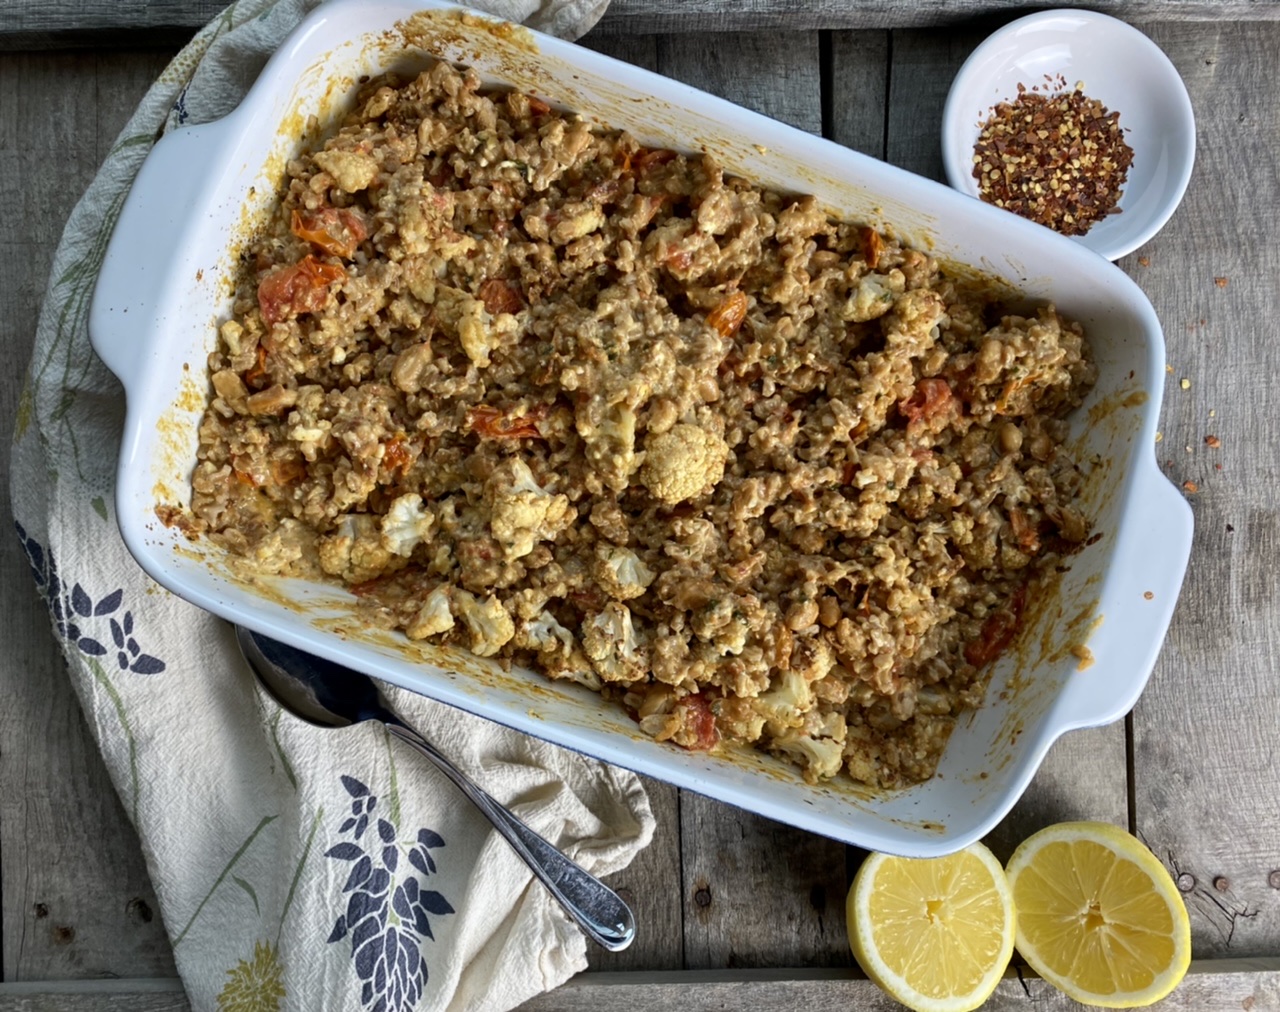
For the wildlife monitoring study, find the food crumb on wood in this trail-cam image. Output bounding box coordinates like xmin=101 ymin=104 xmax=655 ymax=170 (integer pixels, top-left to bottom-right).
xmin=1209 ymin=408 xmax=1216 ymax=417
xmin=1154 ymin=431 xmax=1163 ymax=443
xmin=1179 ymin=378 xmax=1191 ymax=390
xmin=1143 ymin=590 xmax=1154 ymax=600
xmin=1165 ymin=363 xmax=1174 ymax=374
xmin=1137 ymin=256 xmax=1150 ymax=267
xmin=1182 ymin=480 xmax=1199 ymax=493
xmin=1215 ymin=463 xmax=1223 ymax=471
xmin=1205 ymin=434 xmax=1221 ymax=448
xmin=1214 ymin=276 xmax=1229 ymax=288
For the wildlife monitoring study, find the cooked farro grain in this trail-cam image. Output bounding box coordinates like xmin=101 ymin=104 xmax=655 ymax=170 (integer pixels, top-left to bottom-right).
xmin=185 ymin=63 xmax=1097 ymax=788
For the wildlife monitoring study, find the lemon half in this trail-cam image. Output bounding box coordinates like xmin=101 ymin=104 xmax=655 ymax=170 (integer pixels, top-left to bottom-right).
xmin=848 ymin=842 xmax=1016 ymax=1012
xmin=1005 ymin=821 xmax=1191 ymax=1008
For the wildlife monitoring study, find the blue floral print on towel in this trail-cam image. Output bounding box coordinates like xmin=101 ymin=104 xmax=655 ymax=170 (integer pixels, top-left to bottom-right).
xmin=325 ymin=775 xmax=455 ymax=1012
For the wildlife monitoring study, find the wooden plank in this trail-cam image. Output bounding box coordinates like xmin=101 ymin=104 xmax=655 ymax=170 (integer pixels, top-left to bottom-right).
xmin=0 ymin=962 xmax=1276 ymax=1011
xmin=828 ymin=31 xmax=890 ymax=158
xmin=648 ymin=28 xmax=851 ymax=970
xmin=521 ymin=962 xmax=1280 ymax=1009
xmin=1126 ymin=20 xmax=1280 ymax=960
xmin=4 ymin=1 xmax=1280 ymax=49
xmin=0 ymin=50 xmax=179 ymax=981
xmin=884 ymin=27 xmax=1132 ymax=867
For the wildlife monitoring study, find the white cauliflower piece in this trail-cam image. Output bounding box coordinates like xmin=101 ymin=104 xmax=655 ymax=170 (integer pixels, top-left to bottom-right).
xmin=317 ymin=514 xmax=399 ymax=583
xmin=452 ymin=590 xmax=514 ymax=657
xmin=517 ymin=610 xmax=576 ymax=658
xmin=456 ymin=295 xmax=492 ymax=367
xmin=639 ymin=424 xmax=728 ymax=505
xmin=594 ymin=545 xmax=655 ymax=601
xmin=575 ymin=402 xmax=639 ymax=493
xmin=754 ymin=666 xmax=816 ymax=733
xmin=405 ymin=586 xmax=454 ymax=640
xmin=841 ymin=269 xmax=906 ymax=322
xmin=487 ymin=458 xmax=570 ymax=561
xmin=581 ymin=603 xmax=646 ymax=683
xmin=314 ymin=149 xmax=378 ymax=193
xmin=380 ymin=493 xmax=435 ymax=558
xmin=771 ymin=731 xmax=846 ymax=784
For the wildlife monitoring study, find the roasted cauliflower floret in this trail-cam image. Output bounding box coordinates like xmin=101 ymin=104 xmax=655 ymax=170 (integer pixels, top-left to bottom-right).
xmin=313 ymin=149 xmax=378 ymax=193
xmin=405 ymin=586 xmax=454 ymax=640
xmin=317 ymin=514 xmax=400 ymax=583
xmin=452 ymin=590 xmax=514 ymax=657
xmin=516 ymin=610 xmax=575 ymax=658
xmin=576 ymin=402 xmax=639 ymax=492
xmin=754 ymin=666 xmax=816 ymax=733
xmin=380 ymin=493 xmax=434 ymax=557
xmin=842 ymin=269 xmax=906 ymax=322
xmin=639 ymin=424 xmax=728 ymax=505
xmin=771 ymin=730 xmax=845 ymax=784
xmin=581 ymin=603 xmax=646 ymax=683
xmin=486 ymin=459 xmax=571 ymax=561
xmin=593 ymin=545 xmax=655 ymax=601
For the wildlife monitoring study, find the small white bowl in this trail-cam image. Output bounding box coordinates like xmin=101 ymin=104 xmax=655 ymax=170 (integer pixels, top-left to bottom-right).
xmin=942 ymin=10 xmax=1195 ymax=261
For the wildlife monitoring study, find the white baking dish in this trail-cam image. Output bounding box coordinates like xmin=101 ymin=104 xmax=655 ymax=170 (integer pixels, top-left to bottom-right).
xmin=89 ymin=0 xmax=1192 ymax=856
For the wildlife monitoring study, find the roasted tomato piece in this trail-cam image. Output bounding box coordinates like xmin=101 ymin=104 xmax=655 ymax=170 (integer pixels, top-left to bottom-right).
xmin=477 ymin=278 xmax=525 ymax=315
xmin=632 ymin=148 xmax=678 ymax=176
xmin=257 ymin=255 xmax=345 ymax=326
xmin=466 ymin=404 xmax=547 ymax=439
xmin=899 ymin=377 xmax=957 ymax=434
xmin=673 ymin=693 xmax=720 ymax=752
xmin=706 ymin=290 xmax=749 ymax=338
xmin=964 ymin=585 xmax=1027 ymax=668
xmin=290 ymin=207 xmax=369 ymax=258
xmin=861 ymin=225 xmax=884 ymax=270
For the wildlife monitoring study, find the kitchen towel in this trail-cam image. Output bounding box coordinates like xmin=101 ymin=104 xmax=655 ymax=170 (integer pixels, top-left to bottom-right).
xmin=9 ymin=1 xmax=655 ymax=1011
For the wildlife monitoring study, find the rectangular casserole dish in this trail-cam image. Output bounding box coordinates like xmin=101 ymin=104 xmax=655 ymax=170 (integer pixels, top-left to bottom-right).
xmin=89 ymin=0 xmax=1193 ymax=856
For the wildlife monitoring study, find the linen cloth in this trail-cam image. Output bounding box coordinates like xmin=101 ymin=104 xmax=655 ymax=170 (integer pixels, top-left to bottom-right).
xmin=9 ymin=2 xmax=656 ymax=1010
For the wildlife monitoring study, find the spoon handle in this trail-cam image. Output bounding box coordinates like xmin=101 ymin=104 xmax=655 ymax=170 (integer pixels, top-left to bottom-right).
xmin=383 ymin=722 xmax=636 ymax=952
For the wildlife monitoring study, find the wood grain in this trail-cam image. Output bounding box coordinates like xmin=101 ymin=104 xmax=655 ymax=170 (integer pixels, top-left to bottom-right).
xmin=0 ymin=50 xmax=179 ymax=982
xmin=1 ymin=961 xmax=1278 ymax=1011
xmin=1125 ymin=20 xmax=1280 ymax=960
xmin=3 ymin=1 xmax=1280 ymax=50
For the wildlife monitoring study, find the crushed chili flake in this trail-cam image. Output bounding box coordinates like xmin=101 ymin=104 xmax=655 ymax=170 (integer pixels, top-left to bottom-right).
xmin=1183 ymin=480 xmax=1199 ymax=493
xmin=972 ymin=83 xmax=1134 ymax=236
xmin=1214 ymin=276 xmax=1229 ymax=288
xmin=1205 ymin=434 xmax=1221 ymax=448
xmin=1138 ymin=256 xmax=1151 ymax=267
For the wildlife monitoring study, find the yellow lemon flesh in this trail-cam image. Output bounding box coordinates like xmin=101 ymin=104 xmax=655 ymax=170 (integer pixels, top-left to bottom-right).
xmin=848 ymin=842 xmax=1015 ymax=1012
xmin=1005 ymin=821 xmax=1191 ymax=1008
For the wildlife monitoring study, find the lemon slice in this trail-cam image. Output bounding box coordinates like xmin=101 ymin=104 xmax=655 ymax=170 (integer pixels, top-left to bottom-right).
xmin=1006 ymin=821 xmax=1191 ymax=1008
xmin=848 ymin=842 xmax=1015 ymax=1012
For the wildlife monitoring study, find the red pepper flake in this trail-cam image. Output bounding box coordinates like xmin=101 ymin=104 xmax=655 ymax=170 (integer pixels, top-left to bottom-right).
xmin=972 ymin=84 xmax=1134 ymax=236
xmin=477 ymin=278 xmax=525 ymax=315
xmin=466 ymin=404 xmax=547 ymax=440
xmin=1205 ymin=434 xmax=1221 ymax=448
xmin=1183 ymin=480 xmax=1199 ymax=493
xmin=1214 ymin=276 xmax=1229 ymax=288
xmin=1137 ymin=256 xmax=1151 ymax=267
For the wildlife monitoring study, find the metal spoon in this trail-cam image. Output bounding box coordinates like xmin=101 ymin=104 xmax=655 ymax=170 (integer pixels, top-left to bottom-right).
xmin=235 ymin=625 xmax=636 ymax=952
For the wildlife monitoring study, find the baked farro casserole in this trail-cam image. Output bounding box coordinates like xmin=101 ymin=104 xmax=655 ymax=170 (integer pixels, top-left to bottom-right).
xmin=184 ymin=63 xmax=1097 ymax=788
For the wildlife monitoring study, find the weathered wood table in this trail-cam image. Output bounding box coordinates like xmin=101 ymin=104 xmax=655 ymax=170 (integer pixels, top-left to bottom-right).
xmin=3 ymin=3 xmax=1279 ymax=1008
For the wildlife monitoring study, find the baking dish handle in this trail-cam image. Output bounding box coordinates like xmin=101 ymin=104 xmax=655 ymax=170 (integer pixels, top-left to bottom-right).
xmin=1057 ymin=460 xmax=1193 ymax=729
xmin=89 ymin=117 xmax=235 ymax=386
